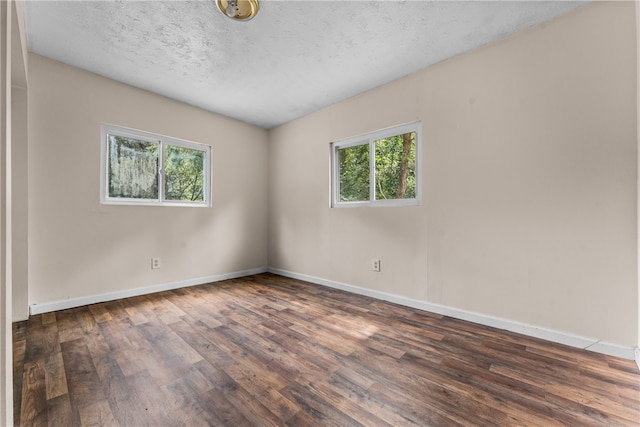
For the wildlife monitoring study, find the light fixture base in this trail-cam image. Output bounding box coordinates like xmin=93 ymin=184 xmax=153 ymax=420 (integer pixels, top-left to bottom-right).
xmin=216 ymin=0 xmax=259 ymax=21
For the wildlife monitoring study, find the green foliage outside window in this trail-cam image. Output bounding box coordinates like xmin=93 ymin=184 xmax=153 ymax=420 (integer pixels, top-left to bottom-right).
xmin=337 ymin=132 xmax=416 ymax=203
xmin=375 ymin=132 xmax=416 ymax=200
xmin=107 ymin=133 xmax=207 ymax=204
xmin=164 ymin=146 xmax=205 ymax=202
xmin=338 ymin=143 xmax=370 ymax=202
xmin=108 ymin=136 xmax=159 ymax=199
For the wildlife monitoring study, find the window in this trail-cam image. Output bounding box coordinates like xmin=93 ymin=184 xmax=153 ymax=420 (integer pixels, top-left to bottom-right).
xmin=101 ymin=124 xmax=211 ymax=206
xmin=331 ymin=122 xmax=420 ymax=207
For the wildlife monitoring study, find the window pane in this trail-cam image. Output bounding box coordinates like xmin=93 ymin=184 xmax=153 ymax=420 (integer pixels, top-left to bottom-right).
xmin=374 ymin=132 xmax=416 ymax=200
xmin=338 ymin=143 xmax=370 ymax=202
xmin=108 ymin=135 xmax=159 ymax=199
xmin=164 ymin=145 xmax=205 ymax=202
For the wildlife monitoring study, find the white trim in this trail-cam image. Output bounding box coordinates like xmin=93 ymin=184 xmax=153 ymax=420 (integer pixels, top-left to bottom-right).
xmin=29 ymin=267 xmax=267 ymax=315
xmin=268 ymin=267 xmax=638 ymax=361
xmin=636 ymin=0 xmax=640 ymax=373
xmin=331 ymin=121 xmax=421 ymax=208
xmin=100 ymin=123 xmax=212 ymax=207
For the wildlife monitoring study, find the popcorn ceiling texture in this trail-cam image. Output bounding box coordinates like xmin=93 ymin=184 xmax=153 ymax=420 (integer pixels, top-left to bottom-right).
xmin=24 ymin=1 xmax=586 ymax=129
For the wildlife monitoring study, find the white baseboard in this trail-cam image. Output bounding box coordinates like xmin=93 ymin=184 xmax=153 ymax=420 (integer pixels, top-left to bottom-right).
xmin=268 ymin=267 xmax=638 ymax=361
xmin=27 ymin=266 xmax=638 ymax=363
xmin=29 ymin=267 xmax=268 ymax=315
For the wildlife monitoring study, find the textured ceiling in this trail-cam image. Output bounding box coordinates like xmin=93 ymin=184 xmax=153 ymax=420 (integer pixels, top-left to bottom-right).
xmin=24 ymin=1 xmax=586 ymax=129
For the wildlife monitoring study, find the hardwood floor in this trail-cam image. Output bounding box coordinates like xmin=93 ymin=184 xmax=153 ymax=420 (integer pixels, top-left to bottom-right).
xmin=13 ymin=273 xmax=640 ymax=426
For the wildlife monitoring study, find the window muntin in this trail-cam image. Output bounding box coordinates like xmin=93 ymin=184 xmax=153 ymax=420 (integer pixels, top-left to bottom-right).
xmin=332 ymin=122 xmax=420 ymax=207
xmin=101 ymin=124 xmax=211 ymax=206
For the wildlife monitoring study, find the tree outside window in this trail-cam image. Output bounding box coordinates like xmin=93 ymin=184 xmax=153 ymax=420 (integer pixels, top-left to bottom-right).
xmin=332 ymin=123 xmax=420 ymax=207
xmin=102 ymin=124 xmax=211 ymax=207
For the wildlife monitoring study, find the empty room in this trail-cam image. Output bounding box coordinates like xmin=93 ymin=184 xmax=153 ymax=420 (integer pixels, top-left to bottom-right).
xmin=2 ymin=0 xmax=640 ymax=425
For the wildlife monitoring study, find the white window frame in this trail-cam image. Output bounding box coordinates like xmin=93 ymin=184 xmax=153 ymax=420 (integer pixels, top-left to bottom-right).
xmin=331 ymin=121 xmax=421 ymax=208
xmin=100 ymin=124 xmax=212 ymax=207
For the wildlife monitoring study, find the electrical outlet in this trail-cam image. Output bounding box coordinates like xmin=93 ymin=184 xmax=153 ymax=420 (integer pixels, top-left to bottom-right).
xmin=372 ymin=259 xmax=381 ymax=272
xmin=151 ymin=257 xmax=161 ymax=269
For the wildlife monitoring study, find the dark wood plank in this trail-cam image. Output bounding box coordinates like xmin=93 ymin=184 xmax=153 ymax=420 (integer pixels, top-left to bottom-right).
xmin=19 ymin=361 xmax=47 ymax=427
xmin=12 ymin=273 xmax=640 ymax=426
xmin=125 ymin=369 xmax=189 ymax=426
xmin=59 ymin=338 xmax=107 ymax=418
xmin=12 ymin=321 xmax=27 ymax=426
xmin=45 ymin=394 xmax=74 ymax=427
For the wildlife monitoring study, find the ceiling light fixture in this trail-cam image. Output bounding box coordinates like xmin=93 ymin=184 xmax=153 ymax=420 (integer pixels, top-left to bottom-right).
xmin=216 ymin=0 xmax=259 ymax=21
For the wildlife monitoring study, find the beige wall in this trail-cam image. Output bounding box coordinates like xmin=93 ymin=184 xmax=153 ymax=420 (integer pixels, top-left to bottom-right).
xmin=0 ymin=2 xmax=10 ymax=423
xmin=28 ymin=54 xmax=269 ymax=306
xmin=2 ymin=1 xmax=28 ymax=423
xmin=12 ymin=85 xmax=27 ymax=321
xmin=637 ymin=0 xmax=640 ymax=351
xmin=11 ymin=0 xmax=27 ymax=322
xmin=269 ymin=2 xmax=638 ymax=347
